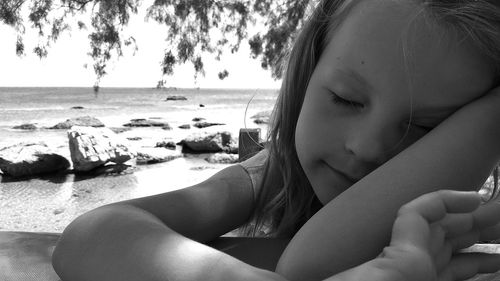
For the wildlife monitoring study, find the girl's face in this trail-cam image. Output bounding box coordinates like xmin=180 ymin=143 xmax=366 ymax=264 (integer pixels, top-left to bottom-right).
xmin=295 ymin=0 xmax=494 ymax=205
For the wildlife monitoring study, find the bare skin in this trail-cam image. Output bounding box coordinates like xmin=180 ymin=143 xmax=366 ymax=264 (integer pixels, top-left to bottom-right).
xmin=51 ymin=0 xmax=500 ymax=280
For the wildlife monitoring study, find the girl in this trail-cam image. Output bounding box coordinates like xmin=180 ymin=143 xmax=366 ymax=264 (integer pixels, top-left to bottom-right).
xmin=52 ymin=0 xmax=500 ymax=280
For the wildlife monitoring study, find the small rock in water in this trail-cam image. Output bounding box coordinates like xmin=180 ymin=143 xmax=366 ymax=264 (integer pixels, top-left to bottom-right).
xmin=179 ymin=131 xmax=233 ymax=153
xmin=71 ymin=106 xmax=85 ymax=110
xmin=136 ymin=147 xmax=182 ymax=164
xmin=109 ymin=127 xmax=131 ymax=134
xmin=165 ymin=95 xmax=187 ymax=101
xmin=162 ymin=124 xmax=172 ymax=130
xmin=127 ymin=137 xmax=142 ymax=141
xmin=156 ymin=141 xmax=177 ymax=150
xmin=50 ymin=116 xmax=105 ymax=129
xmin=193 ymin=122 xmax=225 ymax=129
xmin=199 ymin=104 xmax=205 ymax=107
xmin=192 ymin=117 xmax=205 ymax=122
xmin=123 ymin=118 xmax=171 ymax=128
xmin=179 ymin=124 xmax=191 ymax=129
xmin=12 ymin=123 xmax=37 ymax=130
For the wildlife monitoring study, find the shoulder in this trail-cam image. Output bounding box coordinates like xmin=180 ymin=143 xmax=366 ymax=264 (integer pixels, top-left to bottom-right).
xmin=237 ymin=149 xmax=269 ymax=201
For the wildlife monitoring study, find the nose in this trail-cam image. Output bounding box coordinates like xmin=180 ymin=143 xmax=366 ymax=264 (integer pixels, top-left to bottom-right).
xmin=344 ymin=117 xmax=404 ymax=165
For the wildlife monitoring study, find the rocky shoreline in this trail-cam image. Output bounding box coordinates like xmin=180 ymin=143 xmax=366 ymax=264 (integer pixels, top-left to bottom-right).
xmin=0 ymin=111 xmax=269 ymax=180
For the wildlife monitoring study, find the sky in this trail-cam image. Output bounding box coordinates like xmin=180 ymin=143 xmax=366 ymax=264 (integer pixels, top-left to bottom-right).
xmin=0 ymin=7 xmax=281 ymax=89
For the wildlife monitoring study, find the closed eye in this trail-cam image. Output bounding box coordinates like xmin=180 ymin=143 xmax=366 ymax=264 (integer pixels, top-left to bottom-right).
xmin=330 ymin=92 xmax=364 ymax=109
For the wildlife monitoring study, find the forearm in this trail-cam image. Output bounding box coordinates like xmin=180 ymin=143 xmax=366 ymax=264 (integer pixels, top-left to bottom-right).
xmin=52 ymin=204 xmax=279 ymax=281
xmin=277 ymin=91 xmax=500 ymax=280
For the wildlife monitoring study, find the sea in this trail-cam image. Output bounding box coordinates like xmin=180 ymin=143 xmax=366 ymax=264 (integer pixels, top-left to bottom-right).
xmin=0 ymin=87 xmax=279 ymax=232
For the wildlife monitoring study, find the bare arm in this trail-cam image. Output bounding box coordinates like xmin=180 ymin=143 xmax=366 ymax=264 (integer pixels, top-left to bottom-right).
xmin=52 ymin=165 xmax=286 ymax=281
xmin=276 ymin=88 xmax=500 ymax=281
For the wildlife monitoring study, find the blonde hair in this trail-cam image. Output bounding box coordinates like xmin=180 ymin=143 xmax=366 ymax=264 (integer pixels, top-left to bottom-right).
xmin=243 ymin=0 xmax=500 ymax=237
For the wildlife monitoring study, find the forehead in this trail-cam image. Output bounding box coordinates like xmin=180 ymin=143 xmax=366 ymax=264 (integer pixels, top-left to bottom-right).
xmin=321 ymin=0 xmax=494 ymax=111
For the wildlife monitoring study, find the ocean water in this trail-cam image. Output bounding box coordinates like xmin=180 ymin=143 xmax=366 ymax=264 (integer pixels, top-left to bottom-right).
xmin=0 ymin=87 xmax=278 ymax=232
xmin=0 ymin=87 xmax=278 ymax=148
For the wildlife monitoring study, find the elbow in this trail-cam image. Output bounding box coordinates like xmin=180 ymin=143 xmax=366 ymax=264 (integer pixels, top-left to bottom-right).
xmin=51 ymin=205 xmax=119 ymax=279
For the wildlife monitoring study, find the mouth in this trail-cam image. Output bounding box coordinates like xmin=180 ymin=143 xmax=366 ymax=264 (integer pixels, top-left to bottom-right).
xmin=324 ymin=162 xmax=359 ymax=184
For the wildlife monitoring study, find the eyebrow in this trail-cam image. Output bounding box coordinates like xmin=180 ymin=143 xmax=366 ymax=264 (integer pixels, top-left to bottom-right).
xmin=333 ymin=68 xmax=373 ymax=92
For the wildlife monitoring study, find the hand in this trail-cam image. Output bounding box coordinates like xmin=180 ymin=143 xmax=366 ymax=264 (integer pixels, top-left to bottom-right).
xmin=375 ymin=190 xmax=500 ymax=281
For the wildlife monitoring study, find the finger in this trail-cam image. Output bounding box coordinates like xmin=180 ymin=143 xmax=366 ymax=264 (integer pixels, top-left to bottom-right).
xmin=440 ymin=213 xmax=473 ymax=238
xmin=449 ymin=230 xmax=480 ymax=252
xmin=479 ymin=223 xmax=500 ymax=242
xmin=472 ymin=201 xmax=500 ymax=229
xmin=434 ymin=240 xmax=452 ymax=273
xmin=391 ymin=212 xmax=430 ymax=249
xmin=438 ymin=253 xmax=500 ymax=281
xmin=399 ymin=190 xmax=481 ymax=223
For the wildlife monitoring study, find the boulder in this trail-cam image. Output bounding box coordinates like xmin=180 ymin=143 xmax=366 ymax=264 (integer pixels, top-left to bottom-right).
xmin=165 ymin=95 xmax=187 ymax=101
xmin=136 ymin=147 xmax=182 ymax=164
xmin=205 ymin=153 xmax=239 ymax=164
xmin=156 ymin=141 xmax=177 ymax=150
xmin=123 ymin=118 xmax=171 ymax=128
xmin=68 ymin=126 xmax=136 ymax=172
xmin=193 ymin=122 xmax=225 ymax=129
xmin=179 ymin=131 xmax=232 ymax=153
xmin=12 ymin=123 xmax=37 ymax=130
xmin=0 ymin=142 xmax=70 ymax=177
xmin=50 ymin=116 xmax=104 ymax=129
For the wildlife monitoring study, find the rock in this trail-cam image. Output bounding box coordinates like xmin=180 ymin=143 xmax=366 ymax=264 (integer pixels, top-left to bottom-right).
xmin=199 ymin=104 xmax=205 ymax=107
xmin=53 ymin=208 xmax=65 ymax=215
xmin=136 ymin=147 xmax=182 ymax=164
xmin=253 ymin=117 xmax=269 ymax=124
xmin=156 ymin=141 xmax=177 ymax=150
xmin=178 ymin=124 xmax=191 ymax=129
xmin=162 ymin=124 xmax=172 ymax=130
xmin=205 ymin=153 xmax=239 ymax=164
xmin=123 ymin=118 xmax=171 ymax=128
xmin=68 ymin=126 xmax=136 ymax=172
xmin=165 ymin=95 xmax=187 ymax=101
xmin=50 ymin=116 xmax=105 ymax=129
xmin=251 ymin=110 xmax=272 ymax=119
xmin=192 ymin=117 xmax=205 ymax=122
xmin=109 ymin=127 xmax=131 ymax=134
xmin=12 ymin=123 xmax=37 ymax=130
xmin=193 ymin=121 xmax=225 ymax=129
xmin=127 ymin=137 xmax=142 ymax=141
xmin=179 ymin=131 xmax=232 ymax=153
xmin=71 ymin=106 xmax=84 ymax=110
xmin=0 ymin=142 xmax=70 ymax=177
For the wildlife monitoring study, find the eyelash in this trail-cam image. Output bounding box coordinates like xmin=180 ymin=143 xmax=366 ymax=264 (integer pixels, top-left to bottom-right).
xmin=330 ymin=92 xmax=364 ymax=109
xmin=330 ymin=92 xmax=435 ymax=132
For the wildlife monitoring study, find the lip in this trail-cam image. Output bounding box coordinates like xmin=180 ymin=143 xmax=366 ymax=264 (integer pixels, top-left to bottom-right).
xmin=324 ymin=162 xmax=358 ymax=183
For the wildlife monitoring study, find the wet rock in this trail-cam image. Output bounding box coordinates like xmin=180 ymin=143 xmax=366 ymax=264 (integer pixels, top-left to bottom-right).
xmin=156 ymin=141 xmax=177 ymax=150
xmin=0 ymin=142 xmax=70 ymax=177
xmin=136 ymin=147 xmax=182 ymax=164
xmin=179 ymin=131 xmax=233 ymax=153
xmin=253 ymin=118 xmax=269 ymax=124
xmin=165 ymin=95 xmax=187 ymax=101
xmin=12 ymin=123 xmax=37 ymax=130
xmin=193 ymin=121 xmax=225 ymax=129
xmin=192 ymin=117 xmax=205 ymax=122
xmin=68 ymin=126 xmax=136 ymax=172
xmin=179 ymin=124 xmax=191 ymax=129
xmin=199 ymin=104 xmax=205 ymax=107
xmin=123 ymin=118 xmax=171 ymax=128
xmin=109 ymin=127 xmax=131 ymax=134
xmin=205 ymin=153 xmax=239 ymax=164
xmin=127 ymin=137 xmax=142 ymax=141
xmin=71 ymin=106 xmax=84 ymax=110
xmin=50 ymin=116 xmax=105 ymax=129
